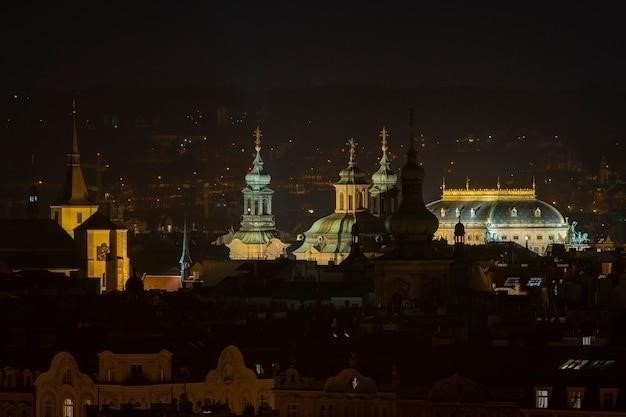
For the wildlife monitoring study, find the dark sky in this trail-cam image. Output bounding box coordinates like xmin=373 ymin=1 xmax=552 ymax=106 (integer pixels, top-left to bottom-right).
xmin=2 ymin=2 xmax=625 ymax=92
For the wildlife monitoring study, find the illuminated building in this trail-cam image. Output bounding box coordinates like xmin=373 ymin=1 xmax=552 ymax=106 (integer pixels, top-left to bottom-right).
xmin=49 ymin=101 xmax=129 ymax=290
xmin=49 ymin=101 xmax=98 ymax=238
xmin=226 ymin=127 xmax=287 ymax=260
xmin=33 ymin=346 xmax=274 ymax=417
xmin=426 ymin=179 xmax=569 ymax=254
xmin=293 ymin=138 xmax=387 ymax=265
xmin=74 ymin=212 xmax=130 ymax=292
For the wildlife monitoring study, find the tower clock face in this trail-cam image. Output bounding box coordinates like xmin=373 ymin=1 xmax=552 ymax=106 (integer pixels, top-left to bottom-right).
xmin=97 ymin=243 xmax=110 ymax=261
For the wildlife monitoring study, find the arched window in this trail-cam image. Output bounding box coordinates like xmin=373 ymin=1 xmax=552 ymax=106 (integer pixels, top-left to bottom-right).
xmin=356 ymin=192 xmax=363 ymax=209
xmin=339 ymin=193 xmax=345 ymax=211
xmin=63 ymin=398 xmax=74 ymax=417
xmin=510 ymin=207 xmax=518 ymax=217
xmin=534 ymin=207 xmax=542 ymax=217
xmin=348 ymin=195 xmax=353 ymax=211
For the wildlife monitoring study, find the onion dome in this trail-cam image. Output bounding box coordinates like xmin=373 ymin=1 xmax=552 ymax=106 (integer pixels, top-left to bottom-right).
xmin=371 ymin=127 xmax=397 ymax=190
xmin=244 ymin=127 xmax=271 ymax=190
xmin=386 ymin=136 xmax=439 ymax=244
xmin=337 ymin=138 xmax=369 ymax=185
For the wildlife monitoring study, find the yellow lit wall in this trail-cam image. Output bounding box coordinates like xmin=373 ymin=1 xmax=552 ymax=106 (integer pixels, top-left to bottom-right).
xmin=50 ymin=205 xmax=98 ymax=238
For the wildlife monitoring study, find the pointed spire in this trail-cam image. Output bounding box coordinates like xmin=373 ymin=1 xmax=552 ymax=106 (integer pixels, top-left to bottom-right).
xmin=72 ymin=98 xmax=79 ymax=154
xmin=497 ymin=176 xmax=501 ymax=190
xmin=466 ymin=176 xmax=470 ymax=190
xmin=56 ymin=98 xmax=93 ymax=205
xmin=442 ymin=176 xmax=446 ymax=192
xmin=254 ymin=125 xmax=262 ymax=153
xmin=179 ymin=217 xmax=192 ymax=283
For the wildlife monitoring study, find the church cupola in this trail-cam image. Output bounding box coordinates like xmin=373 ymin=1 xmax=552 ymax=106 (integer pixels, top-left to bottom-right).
xmin=385 ymin=112 xmax=439 ymax=258
xmin=370 ymin=127 xmax=398 ymax=218
xmin=226 ymin=127 xmax=287 ymax=260
xmin=334 ymin=138 xmax=370 ymax=213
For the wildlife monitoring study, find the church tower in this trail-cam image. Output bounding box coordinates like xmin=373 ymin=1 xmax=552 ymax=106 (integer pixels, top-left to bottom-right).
xmin=334 ymin=138 xmax=370 ymax=214
xmin=226 ymin=127 xmax=287 ymax=260
xmin=369 ymin=127 xmax=398 ymax=218
xmin=50 ymin=100 xmax=98 ymax=238
xmin=293 ymin=138 xmax=388 ymax=264
xmin=385 ymin=113 xmax=439 ymax=259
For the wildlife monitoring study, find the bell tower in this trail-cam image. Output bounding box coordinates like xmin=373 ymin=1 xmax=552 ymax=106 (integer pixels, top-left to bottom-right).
xmin=50 ymin=100 xmax=98 ymax=237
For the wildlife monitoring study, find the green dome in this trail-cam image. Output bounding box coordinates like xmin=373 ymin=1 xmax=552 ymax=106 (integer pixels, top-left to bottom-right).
xmin=337 ymin=161 xmax=369 ymax=185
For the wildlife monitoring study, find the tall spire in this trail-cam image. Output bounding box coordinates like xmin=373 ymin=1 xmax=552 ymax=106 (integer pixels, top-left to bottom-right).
xmin=385 ymin=109 xmax=439 ymax=259
xmin=57 ymin=98 xmax=92 ymax=204
xmin=72 ymin=98 xmax=79 ymax=154
xmin=497 ymin=176 xmax=501 ymax=190
xmin=442 ymin=176 xmax=446 ymax=192
xmin=179 ymin=217 xmax=192 ymax=283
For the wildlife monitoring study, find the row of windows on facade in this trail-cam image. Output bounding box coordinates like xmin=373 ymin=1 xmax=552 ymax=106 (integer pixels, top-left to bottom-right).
xmin=338 ymin=192 xmax=369 ymax=211
xmin=440 ymin=207 xmax=543 ymax=218
xmin=287 ymin=403 xmax=390 ymax=417
xmin=103 ymin=366 xmax=166 ymax=383
xmin=535 ymin=387 xmax=618 ymax=410
xmin=0 ymin=368 xmax=34 ymax=388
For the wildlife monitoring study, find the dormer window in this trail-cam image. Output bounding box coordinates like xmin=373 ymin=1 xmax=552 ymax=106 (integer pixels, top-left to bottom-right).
xmin=511 ymin=207 xmax=518 ymax=217
xmin=455 ymin=208 xmax=461 ymax=218
xmin=470 ymin=208 xmax=476 ymax=217
xmin=534 ymin=207 xmax=542 ymax=217
xmin=440 ymin=208 xmax=446 ymax=218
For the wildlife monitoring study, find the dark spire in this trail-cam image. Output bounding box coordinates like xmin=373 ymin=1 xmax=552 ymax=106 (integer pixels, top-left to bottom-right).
xmin=179 ymin=217 xmax=192 ymax=284
xmin=385 ymin=109 xmax=439 ymax=259
xmin=56 ymin=99 xmax=93 ymax=205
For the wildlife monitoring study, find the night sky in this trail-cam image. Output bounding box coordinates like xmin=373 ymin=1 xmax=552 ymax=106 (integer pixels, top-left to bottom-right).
xmin=3 ymin=2 xmax=626 ymax=91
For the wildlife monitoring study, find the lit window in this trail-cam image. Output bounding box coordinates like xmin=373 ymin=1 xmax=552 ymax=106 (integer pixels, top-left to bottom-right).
xmin=63 ymin=398 xmax=74 ymax=417
xmin=455 ymin=208 xmax=461 ymax=217
xmin=511 ymin=207 xmax=518 ymax=217
xmin=106 ymin=368 xmax=113 ymax=382
xmin=470 ymin=207 xmax=476 ymax=217
xmin=440 ymin=208 xmax=446 ymax=218
xmin=536 ymin=389 xmax=549 ymax=408
xmin=568 ymin=388 xmax=584 ymax=409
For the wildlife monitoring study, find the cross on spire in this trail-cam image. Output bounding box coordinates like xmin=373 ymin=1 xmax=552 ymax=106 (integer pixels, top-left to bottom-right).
xmin=380 ymin=127 xmax=388 ymax=152
xmin=347 ymin=137 xmax=358 ymax=164
xmin=253 ymin=126 xmax=262 ymax=152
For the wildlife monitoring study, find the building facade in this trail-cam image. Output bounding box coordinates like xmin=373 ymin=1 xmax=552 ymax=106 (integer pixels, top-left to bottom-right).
xmin=426 ymin=183 xmax=569 ymax=255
